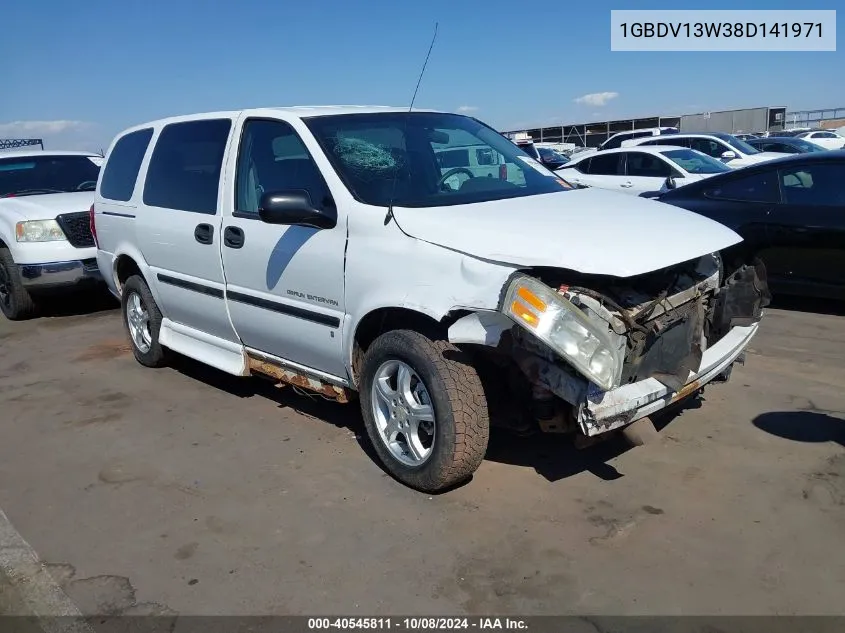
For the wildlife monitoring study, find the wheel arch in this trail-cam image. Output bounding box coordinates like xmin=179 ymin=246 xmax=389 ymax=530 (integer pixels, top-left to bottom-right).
xmin=348 ymin=306 xmax=471 ymax=388
xmin=109 ymin=245 xmax=166 ymax=311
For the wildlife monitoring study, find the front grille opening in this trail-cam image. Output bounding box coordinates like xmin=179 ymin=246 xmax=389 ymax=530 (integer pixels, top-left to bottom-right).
xmin=56 ymin=211 xmax=95 ymax=248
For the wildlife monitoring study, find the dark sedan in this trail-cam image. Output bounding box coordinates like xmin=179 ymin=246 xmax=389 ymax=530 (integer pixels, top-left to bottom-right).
xmin=747 ymin=137 xmax=827 ymax=155
xmin=646 ymin=151 xmax=845 ymax=300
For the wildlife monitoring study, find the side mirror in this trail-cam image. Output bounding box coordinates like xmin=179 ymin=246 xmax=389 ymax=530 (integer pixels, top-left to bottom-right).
xmin=258 ymin=190 xmax=336 ymax=229
xmin=721 ymin=150 xmax=737 ymax=160
xmin=664 ymin=176 xmax=677 ymax=190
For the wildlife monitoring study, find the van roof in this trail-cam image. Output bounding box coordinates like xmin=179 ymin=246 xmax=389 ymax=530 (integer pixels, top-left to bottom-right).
xmin=124 ymin=106 xmax=443 ymax=132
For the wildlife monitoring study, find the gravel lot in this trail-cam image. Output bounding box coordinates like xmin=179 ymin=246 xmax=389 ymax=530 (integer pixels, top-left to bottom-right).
xmin=1 ymin=290 xmax=844 ymax=616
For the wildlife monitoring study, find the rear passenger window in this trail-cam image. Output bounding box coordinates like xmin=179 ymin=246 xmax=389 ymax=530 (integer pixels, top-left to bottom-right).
xmin=100 ymin=128 xmax=153 ymax=201
xmin=586 ymin=153 xmax=623 ymax=176
xmin=143 ymin=119 xmax=232 ymax=214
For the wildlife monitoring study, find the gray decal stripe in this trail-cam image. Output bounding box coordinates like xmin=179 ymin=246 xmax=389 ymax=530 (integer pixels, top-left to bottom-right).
xmin=227 ymin=290 xmax=340 ymax=328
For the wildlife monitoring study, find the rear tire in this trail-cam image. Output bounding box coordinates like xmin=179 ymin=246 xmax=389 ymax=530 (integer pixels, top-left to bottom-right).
xmin=0 ymin=248 xmax=37 ymax=321
xmin=122 ymin=275 xmax=168 ymax=368
xmin=360 ymin=329 xmax=490 ymax=492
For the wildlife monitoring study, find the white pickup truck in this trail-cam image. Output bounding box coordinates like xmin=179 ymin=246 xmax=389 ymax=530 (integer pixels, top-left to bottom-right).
xmin=0 ymin=150 xmax=103 ymax=320
xmin=94 ymin=106 xmax=768 ymax=492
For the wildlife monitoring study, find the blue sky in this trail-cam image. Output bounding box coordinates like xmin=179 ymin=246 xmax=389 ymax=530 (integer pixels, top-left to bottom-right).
xmin=2 ymin=0 xmax=842 ymax=151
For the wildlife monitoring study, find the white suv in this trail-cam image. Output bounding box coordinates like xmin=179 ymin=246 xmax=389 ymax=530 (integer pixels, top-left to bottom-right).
xmin=93 ymin=107 xmax=767 ymax=492
xmin=0 ymin=150 xmax=103 ymax=320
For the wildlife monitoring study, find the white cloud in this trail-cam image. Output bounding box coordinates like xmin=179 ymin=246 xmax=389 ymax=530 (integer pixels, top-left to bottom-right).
xmin=0 ymin=120 xmax=90 ymax=136
xmin=574 ymin=92 xmax=619 ymax=107
xmin=457 ymin=105 xmax=479 ymax=113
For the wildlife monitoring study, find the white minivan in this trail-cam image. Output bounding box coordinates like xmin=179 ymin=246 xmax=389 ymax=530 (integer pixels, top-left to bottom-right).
xmin=93 ymin=106 xmax=767 ymax=492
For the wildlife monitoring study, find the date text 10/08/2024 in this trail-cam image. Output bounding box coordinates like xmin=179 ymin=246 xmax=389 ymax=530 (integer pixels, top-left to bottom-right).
xmin=307 ymin=618 xmax=529 ymax=630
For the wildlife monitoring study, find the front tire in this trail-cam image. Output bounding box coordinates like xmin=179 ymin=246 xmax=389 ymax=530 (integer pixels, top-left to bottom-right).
xmin=121 ymin=275 xmax=167 ymax=367
xmin=0 ymin=247 xmax=37 ymax=321
xmin=360 ymin=329 xmax=490 ymax=492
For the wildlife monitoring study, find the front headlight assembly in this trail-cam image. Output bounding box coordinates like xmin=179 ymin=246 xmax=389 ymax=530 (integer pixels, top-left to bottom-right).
xmin=15 ymin=220 xmax=67 ymax=242
xmin=503 ymin=275 xmax=623 ymax=391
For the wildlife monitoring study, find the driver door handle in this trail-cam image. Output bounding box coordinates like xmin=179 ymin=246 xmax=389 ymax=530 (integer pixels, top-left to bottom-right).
xmin=620 ymin=181 xmax=634 ymax=188
xmin=224 ymin=226 xmax=245 ymax=249
xmin=194 ymin=223 xmax=214 ymax=245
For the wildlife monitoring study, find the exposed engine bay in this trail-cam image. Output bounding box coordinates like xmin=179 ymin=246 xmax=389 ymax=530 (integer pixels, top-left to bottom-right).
xmin=463 ymin=253 xmax=770 ymax=438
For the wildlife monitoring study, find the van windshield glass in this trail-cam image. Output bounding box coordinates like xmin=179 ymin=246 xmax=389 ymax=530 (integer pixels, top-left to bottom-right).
xmin=304 ymin=112 xmax=573 ymax=208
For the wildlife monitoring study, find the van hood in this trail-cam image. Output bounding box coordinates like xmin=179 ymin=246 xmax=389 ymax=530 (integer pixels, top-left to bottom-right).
xmin=393 ymin=188 xmax=742 ymax=278
xmin=0 ymin=191 xmax=94 ymax=221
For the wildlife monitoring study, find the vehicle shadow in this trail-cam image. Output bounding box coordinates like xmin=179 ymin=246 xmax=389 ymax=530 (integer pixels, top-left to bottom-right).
xmin=752 ymin=409 xmax=845 ymax=446
xmin=35 ymin=287 xmax=118 ymax=319
xmin=169 ymin=354 xmax=709 ymax=487
xmin=167 ymin=354 xmax=377 ymax=461
xmin=768 ymin=295 xmax=845 ymax=317
xmin=485 ymin=393 xmax=704 ymax=483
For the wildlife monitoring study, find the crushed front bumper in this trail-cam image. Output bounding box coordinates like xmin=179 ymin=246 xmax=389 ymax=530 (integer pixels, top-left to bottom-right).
xmin=577 ymin=322 xmax=758 ymax=436
xmin=18 ymin=259 xmax=102 ymax=289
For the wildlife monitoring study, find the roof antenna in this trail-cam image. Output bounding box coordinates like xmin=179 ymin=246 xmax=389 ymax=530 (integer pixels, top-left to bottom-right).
xmin=385 ymin=22 xmax=439 ymax=226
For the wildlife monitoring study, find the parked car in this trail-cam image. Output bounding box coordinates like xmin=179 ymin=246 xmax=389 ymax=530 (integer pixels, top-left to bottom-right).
xmin=597 ymin=126 xmax=678 ymax=151
xmin=536 ymin=146 xmax=569 ymax=169
xmin=796 ymin=130 xmax=845 ymax=150
xmin=644 ymin=151 xmax=845 ymax=300
xmin=734 ymin=133 xmax=759 ymax=141
xmin=0 ymin=150 xmax=103 ymax=320
xmin=746 ymin=137 xmax=827 ymax=154
xmin=557 ymin=145 xmax=731 ymax=195
xmin=94 ymin=107 xmax=766 ymax=491
xmin=624 ymin=132 xmax=790 ymax=168
xmin=776 ymin=129 xmax=813 ymax=137
xmin=511 ymin=138 xmax=569 ymax=170
xmin=434 ymin=144 xmax=524 ymax=188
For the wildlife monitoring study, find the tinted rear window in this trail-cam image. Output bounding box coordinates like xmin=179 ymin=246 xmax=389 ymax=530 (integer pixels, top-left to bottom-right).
xmin=143 ymin=119 xmax=232 ymax=214
xmin=100 ymin=128 xmax=153 ymax=201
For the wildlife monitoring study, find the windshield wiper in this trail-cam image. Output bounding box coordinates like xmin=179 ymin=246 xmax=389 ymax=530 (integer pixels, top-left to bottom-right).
xmin=1 ymin=188 xmax=65 ymax=197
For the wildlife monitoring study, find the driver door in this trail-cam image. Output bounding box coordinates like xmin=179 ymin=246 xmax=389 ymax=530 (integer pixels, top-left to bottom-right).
xmin=220 ymin=117 xmax=348 ymax=379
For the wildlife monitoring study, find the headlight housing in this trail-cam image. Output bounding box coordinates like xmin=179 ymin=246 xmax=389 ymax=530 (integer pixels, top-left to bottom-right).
xmin=15 ymin=220 xmax=67 ymax=242
xmin=503 ymin=275 xmax=623 ymax=391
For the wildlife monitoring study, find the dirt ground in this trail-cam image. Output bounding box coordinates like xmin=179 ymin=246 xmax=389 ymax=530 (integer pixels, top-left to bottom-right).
xmin=0 ymin=290 xmax=844 ymax=616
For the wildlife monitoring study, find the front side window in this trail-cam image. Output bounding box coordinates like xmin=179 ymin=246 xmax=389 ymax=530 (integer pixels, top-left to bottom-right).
xmin=0 ymin=155 xmax=100 ymax=197
xmin=100 ymin=128 xmax=153 ymax=201
xmin=660 ymin=149 xmax=732 ymax=174
xmin=779 ymin=163 xmax=845 ymax=207
xmin=235 ymin=119 xmax=332 ymax=215
xmin=304 ymin=112 xmax=572 ymax=208
xmin=690 ymin=137 xmax=731 ymax=159
xmin=706 ymin=170 xmax=780 ymax=203
xmin=624 ymin=152 xmax=672 ymax=178
xmin=143 ymin=119 xmax=232 ymax=214
xmin=713 ymin=133 xmax=760 ymax=155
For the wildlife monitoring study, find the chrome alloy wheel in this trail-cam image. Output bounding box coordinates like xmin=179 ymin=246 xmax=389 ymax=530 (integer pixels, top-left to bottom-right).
xmin=370 ymin=360 xmax=436 ymax=466
xmin=126 ymin=291 xmax=152 ymax=354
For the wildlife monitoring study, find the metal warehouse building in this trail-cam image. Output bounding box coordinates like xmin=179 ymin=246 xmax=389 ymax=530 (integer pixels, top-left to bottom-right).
xmin=504 ymin=106 xmax=787 ymax=148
